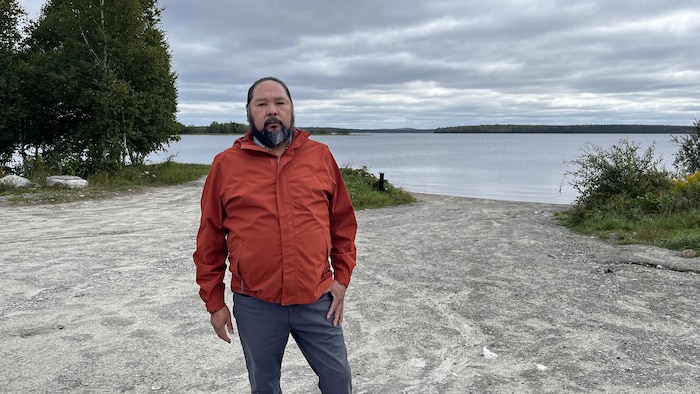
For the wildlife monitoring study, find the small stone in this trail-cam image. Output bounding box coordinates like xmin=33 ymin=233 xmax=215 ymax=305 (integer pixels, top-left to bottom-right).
xmin=46 ymin=175 xmax=88 ymax=189
xmin=680 ymin=249 xmax=697 ymax=258
xmin=482 ymin=346 xmax=498 ymax=359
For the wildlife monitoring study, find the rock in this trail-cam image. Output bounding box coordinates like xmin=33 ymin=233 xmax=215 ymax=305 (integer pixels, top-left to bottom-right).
xmin=681 ymin=249 xmax=697 ymax=258
xmin=482 ymin=346 xmax=499 ymax=359
xmin=0 ymin=175 xmax=33 ymax=188
xmin=46 ymin=175 xmax=89 ymax=189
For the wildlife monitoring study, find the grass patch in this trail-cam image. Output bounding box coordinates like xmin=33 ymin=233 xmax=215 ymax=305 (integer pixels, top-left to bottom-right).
xmin=0 ymin=162 xmax=212 ymax=205
xmin=341 ymin=166 xmax=416 ymax=210
xmin=1 ymin=163 xmax=416 ymax=210
xmin=556 ymin=207 xmax=700 ymax=253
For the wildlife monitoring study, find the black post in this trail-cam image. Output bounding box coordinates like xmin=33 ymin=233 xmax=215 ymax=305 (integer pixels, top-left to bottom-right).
xmin=378 ymin=172 xmax=385 ymax=191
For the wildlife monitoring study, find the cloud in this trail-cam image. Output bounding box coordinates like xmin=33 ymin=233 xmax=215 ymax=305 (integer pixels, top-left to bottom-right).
xmin=19 ymin=0 xmax=700 ymax=128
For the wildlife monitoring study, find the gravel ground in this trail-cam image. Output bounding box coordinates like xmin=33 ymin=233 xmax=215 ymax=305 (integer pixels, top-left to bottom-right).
xmin=1 ymin=179 xmax=699 ymax=393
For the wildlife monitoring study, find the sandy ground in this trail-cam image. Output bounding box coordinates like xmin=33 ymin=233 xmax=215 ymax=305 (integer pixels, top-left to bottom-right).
xmin=1 ymin=178 xmax=699 ymax=393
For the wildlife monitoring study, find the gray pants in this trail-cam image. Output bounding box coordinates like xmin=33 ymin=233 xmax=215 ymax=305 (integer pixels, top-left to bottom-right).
xmin=232 ymin=292 xmax=352 ymax=394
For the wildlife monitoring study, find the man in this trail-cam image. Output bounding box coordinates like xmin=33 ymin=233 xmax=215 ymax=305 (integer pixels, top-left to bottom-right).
xmin=193 ymin=76 xmax=357 ymax=393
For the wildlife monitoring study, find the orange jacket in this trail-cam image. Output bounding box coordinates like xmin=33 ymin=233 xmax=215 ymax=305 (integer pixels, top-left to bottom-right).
xmin=193 ymin=129 xmax=357 ymax=312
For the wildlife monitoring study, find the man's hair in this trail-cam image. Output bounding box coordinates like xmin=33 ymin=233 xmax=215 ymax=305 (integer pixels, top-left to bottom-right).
xmin=246 ymin=76 xmax=293 ymax=109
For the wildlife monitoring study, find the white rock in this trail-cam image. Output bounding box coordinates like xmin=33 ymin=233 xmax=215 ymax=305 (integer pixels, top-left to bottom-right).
xmin=46 ymin=175 xmax=89 ymax=189
xmin=0 ymin=175 xmax=33 ymax=188
xmin=482 ymin=346 xmax=499 ymax=359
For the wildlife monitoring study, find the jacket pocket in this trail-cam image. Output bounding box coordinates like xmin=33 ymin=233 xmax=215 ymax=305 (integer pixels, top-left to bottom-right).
xmin=226 ymin=237 xmax=242 ymax=271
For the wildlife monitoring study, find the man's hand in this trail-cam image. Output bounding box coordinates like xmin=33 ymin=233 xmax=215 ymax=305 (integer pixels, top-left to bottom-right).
xmin=326 ymin=280 xmax=347 ymax=327
xmin=210 ymin=305 xmax=233 ymax=343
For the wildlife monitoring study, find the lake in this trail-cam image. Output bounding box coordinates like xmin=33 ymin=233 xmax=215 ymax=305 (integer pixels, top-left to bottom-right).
xmin=147 ymin=133 xmax=682 ymax=205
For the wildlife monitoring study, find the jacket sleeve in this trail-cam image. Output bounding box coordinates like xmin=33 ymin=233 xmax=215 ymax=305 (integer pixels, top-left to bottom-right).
xmin=328 ymin=157 xmax=358 ymax=287
xmin=193 ymin=160 xmax=229 ymax=313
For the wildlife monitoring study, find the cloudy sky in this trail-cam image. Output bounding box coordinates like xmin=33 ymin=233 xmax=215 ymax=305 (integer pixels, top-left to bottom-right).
xmin=19 ymin=0 xmax=700 ymax=129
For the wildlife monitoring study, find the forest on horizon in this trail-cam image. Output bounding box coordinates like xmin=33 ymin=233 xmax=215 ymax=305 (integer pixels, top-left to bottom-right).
xmin=179 ymin=122 xmax=694 ymax=135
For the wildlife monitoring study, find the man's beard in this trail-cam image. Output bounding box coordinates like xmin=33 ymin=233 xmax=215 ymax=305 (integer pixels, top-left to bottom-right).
xmin=251 ymin=117 xmax=294 ymax=149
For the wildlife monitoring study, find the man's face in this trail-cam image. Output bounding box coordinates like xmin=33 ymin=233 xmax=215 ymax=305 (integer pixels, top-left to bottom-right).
xmin=247 ymin=80 xmax=294 ymax=137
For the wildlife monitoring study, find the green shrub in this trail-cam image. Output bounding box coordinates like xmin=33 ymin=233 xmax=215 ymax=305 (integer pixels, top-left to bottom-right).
xmin=558 ymin=136 xmax=700 ymax=253
xmin=672 ymin=119 xmax=700 ymax=175
xmin=664 ymin=171 xmax=700 ymax=213
xmin=565 ymin=137 xmax=671 ymax=211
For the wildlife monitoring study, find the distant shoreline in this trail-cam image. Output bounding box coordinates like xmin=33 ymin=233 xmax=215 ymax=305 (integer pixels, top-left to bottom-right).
xmin=180 ymin=124 xmax=694 ymax=135
xmin=179 ymin=122 xmax=696 ymax=135
xmin=433 ymin=124 xmax=693 ymax=134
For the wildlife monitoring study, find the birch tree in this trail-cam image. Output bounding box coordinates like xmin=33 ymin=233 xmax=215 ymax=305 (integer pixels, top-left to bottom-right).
xmin=23 ymin=0 xmax=178 ymax=175
xmin=0 ymin=0 xmax=25 ymax=167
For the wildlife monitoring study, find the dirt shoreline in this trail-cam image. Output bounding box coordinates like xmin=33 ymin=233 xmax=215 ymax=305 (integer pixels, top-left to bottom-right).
xmin=1 ymin=179 xmax=699 ymax=393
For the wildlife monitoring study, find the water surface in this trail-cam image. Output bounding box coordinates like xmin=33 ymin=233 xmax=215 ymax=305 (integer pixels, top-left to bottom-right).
xmin=148 ymin=133 xmax=680 ymax=204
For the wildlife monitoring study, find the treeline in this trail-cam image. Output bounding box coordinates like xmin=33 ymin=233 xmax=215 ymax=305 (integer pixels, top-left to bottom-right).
xmin=1 ymin=0 xmax=178 ymax=177
xmin=181 ymin=124 xmax=695 ymax=135
xmin=178 ymin=123 xmax=355 ymax=135
xmin=180 ymin=122 xmax=249 ymax=134
xmin=305 ymin=127 xmax=351 ymax=135
xmin=435 ymin=124 xmax=694 ymax=134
